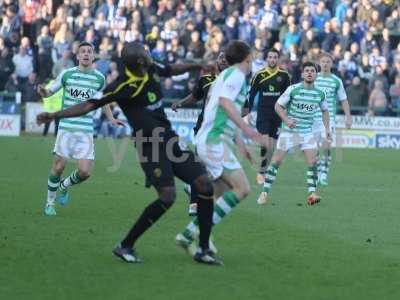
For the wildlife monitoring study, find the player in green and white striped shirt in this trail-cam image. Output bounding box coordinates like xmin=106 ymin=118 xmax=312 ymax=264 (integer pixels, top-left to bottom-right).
xmin=176 ymin=40 xmax=263 ymax=254
xmin=257 ymin=62 xmax=331 ymax=205
xmin=38 ymin=42 xmax=123 ymax=216
xmin=313 ymin=53 xmax=352 ymax=186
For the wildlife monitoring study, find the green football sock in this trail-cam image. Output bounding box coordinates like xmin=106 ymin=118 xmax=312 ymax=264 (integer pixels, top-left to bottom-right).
xmin=60 ymin=170 xmax=84 ymax=191
xmin=307 ymin=165 xmax=317 ymax=194
xmin=181 ymin=191 xmax=240 ymax=241
xmin=263 ymin=163 xmax=279 ymax=193
xmin=47 ymin=174 xmax=60 ymax=205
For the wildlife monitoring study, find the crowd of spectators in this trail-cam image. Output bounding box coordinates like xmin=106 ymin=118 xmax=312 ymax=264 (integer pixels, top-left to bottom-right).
xmin=1 ymin=0 xmax=400 ymax=119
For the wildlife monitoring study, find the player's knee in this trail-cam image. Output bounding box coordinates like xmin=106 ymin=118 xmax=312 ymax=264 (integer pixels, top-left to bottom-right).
xmin=242 ymin=184 xmax=251 ymax=198
xmin=193 ymin=175 xmax=214 ymax=200
xmin=232 ymin=179 xmax=251 ymax=200
xmin=53 ymin=161 xmax=65 ymax=175
xmin=52 ymin=166 xmax=63 ymax=176
xmin=238 ymin=183 xmax=251 ymax=199
xmin=158 ymin=186 xmax=176 ymax=206
xmin=271 ymin=160 xmax=282 ymax=167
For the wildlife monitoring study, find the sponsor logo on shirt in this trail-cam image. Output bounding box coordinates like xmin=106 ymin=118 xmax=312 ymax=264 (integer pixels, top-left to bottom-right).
xmin=296 ymin=102 xmax=318 ymax=112
xmin=147 ymin=92 xmax=157 ymax=103
xmin=69 ymin=88 xmax=92 ymax=99
xmin=263 ymin=91 xmax=281 ymax=96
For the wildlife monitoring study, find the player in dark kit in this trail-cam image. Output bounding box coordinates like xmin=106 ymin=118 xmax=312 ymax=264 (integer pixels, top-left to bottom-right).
xmin=243 ymin=48 xmax=291 ymax=187
xmin=171 ymin=52 xmax=228 ymax=216
xmin=37 ymin=42 xmax=222 ymax=266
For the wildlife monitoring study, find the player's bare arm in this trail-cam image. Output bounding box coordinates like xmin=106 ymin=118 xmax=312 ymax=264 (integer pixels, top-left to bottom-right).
xmin=103 ymin=104 xmax=125 ymax=126
xmin=171 ymin=94 xmax=197 ymax=112
xmin=37 ymin=101 xmax=99 ymax=125
xmin=235 ymin=131 xmax=254 ymax=164
xmin=219 ymin=96 xmax=262 ymax=143
xmin=274 ymin=102 xmax=296 ymax=128
xmin=169 ymin=63 xmax=213 ymax=75
xmin=322 ymin=109 xmax=332 ymax=141
xmin=37 ymin=85 xmax=54 ymax=98
xmin=341 ymin=100 xmax=352 ymax=129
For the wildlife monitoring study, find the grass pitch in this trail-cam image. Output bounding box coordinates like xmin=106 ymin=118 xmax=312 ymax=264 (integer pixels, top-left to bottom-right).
xmin=1 ymin=136 xmax=399 ymax=300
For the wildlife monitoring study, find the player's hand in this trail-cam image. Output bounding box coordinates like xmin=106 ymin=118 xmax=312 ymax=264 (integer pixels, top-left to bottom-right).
xmin=285 ymin=118 xmax=296 ymax=129
xmin=37 ymin=84 xmax=48 ymax=97
xmin=36 ymin=112 xmax=55 ymax=125
xmin=243 ymin=126 xmax=264 ymax=145
xmin=345 ymin=116 xmax=352 ymax=129
xmin=326 ymin=131 xmax=333 ymax=143
xmin=243 ymin=148 xmax=255 ymax=164
xmin=110 ymin=119 xmax=125 ymax=126
xmin=171 ymin=102 xmax=180 ymax=112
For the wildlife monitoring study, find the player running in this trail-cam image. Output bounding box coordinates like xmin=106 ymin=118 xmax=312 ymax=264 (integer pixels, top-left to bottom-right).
xmin=171 ymin=52 xmax=228 ymax=216
xmin=37 ymin=42 xmax=222 ymax=266
xmin=314 ymin=53 xmax=352 ymax=186
xmin=175 ymin=40 xmax=263 ymax=254
xmin=39 ymin=42 xmax=122 ymax=216
xmin=257 ymin=62 xmax=330 ymax=205
xmin=243 ymin=49 xmax=291 ymax=185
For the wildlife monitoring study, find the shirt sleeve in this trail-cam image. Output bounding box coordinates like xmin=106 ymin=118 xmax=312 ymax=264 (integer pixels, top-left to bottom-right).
xmin=220 ymin=71 xmax=244 ymax=102
xmin=48 ymin=70 xmax=66 ymax=93
xmin=337 ymin=79 xmax=347 ymax=101
xmin=277 ymin=85 xmax=293 ymax=107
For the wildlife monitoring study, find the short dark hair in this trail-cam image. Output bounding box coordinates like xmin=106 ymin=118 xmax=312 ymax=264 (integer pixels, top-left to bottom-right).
xmin=266 ymin=48 xmax=280 ymax=57
xmin=224 ymin=40 xmax=251 ymax=65
xmin=78 ymin=41 xmax=94 ymax=50
xmin=302 ymin=61 xmax=317 ymax=71
xmin=121 ymin=41 xmax=147 ymax=69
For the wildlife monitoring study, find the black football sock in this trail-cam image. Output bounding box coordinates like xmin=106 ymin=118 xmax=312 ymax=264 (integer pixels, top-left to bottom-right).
xmin=121 ymin=199 xmax=172 ymax=248
xmin=196 ymin=195 xmax=214 ymax=251
xmin=190 ymin=184 xmax=198 ymax=204
xmin=260 ymin=146 xmax=268 ymax=174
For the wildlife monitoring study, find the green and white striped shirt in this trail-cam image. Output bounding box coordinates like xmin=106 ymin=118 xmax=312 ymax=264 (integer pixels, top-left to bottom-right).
xmin=314 ymin=73 xmax=347 ymax=121
xmin=195 ymin=66 xmax=248 ymax=144
xmin=49 ymin=67 xmax=106 ymax=133
xmin=277 ymin=82 xmax=328 ymax=133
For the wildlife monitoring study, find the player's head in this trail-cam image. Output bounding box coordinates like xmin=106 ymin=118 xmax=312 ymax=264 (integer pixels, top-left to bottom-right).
xmin=77 ymin=42 xmax=95 ymax=68
xmin=266 ymin=48 xmax=280 ymax=69
xmin=224 ymin=40 xmax=252 ymax=74
xmin=121 ymin=41 xmax=152 ymax=73
xmin=216 ymin=51 xmax=228 ymax=72
xmin=319 ymin=52 xmax=333 ymax=73
xmin=302 ymin=61 xmax=317 ymax=84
